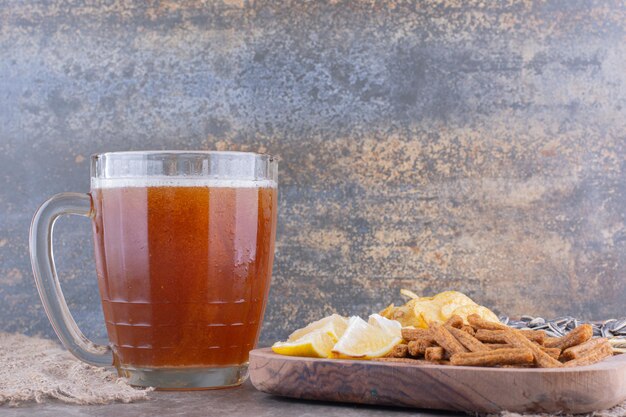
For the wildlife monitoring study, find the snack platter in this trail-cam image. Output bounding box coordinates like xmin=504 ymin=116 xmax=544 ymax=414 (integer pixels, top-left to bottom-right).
xmin=253 ymin=291 xmax=626 ymax=414
xmin=249 ymin=347 xmax=626 ymax=414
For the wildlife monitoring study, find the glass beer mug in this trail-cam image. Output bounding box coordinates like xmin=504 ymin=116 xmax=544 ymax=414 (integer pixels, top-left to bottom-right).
xmin=29 ymin=151 xmax=278 ymax=389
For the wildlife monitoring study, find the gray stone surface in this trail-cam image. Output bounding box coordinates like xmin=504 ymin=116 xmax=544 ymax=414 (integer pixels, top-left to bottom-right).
xmin=0 ymin=381 xmax=463 ymax=417
xmin=0 ymin=0 xmax=625 ymax=349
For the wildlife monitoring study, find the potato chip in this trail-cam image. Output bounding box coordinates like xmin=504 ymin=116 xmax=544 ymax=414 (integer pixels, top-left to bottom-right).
xmin=436 ymin=291 xmax=476 ymax=303
xmin=400 ymin=289 xmax=420 ymax=299
xmin=412 ymin=299 xmax=444 ymax=328
xmin=388 ymin=299 xmax=418 ymax=326
xmin=440 ymin=300 xmax=467 ymax=319
xmin=433 ymin=291 xmax=478 ymax=320
xmin=378 ymin=289 xmax=492 ymax=329
xmin=451 ymin=304 xmax=499 ymax=324
xmin=433 ymin=291 xmax=477 ymax=307
xmin=379 ymin=303 xmax=396 ymax=319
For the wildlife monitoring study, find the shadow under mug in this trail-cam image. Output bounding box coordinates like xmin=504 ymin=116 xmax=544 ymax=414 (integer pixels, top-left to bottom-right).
xmin=29 ymin=151 xmax=278 ymax=389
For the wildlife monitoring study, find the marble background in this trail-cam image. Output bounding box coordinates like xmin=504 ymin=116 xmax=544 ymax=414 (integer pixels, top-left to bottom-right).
xmin=0 ymin=0 xmax=624 ymax=345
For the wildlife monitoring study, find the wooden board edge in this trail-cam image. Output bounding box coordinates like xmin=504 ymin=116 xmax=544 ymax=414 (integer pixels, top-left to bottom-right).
xmin=249 ymin=348 xmax=626 ymax=414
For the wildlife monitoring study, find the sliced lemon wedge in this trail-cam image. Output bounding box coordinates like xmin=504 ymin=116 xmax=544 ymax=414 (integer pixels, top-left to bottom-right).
xmin=287 ymin=313 xmax=348 ymax=343
xmin=368 ymin=313 xmax=402 ymax=339
xmin=331 ymin=316 xmax=402 ymax=359
xmin=272 ymin=330 xmax=335 ymax=358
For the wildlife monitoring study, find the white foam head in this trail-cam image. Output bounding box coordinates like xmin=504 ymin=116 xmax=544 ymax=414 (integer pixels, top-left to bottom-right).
xmin=91 ymin=177 xmax=277 ymax=189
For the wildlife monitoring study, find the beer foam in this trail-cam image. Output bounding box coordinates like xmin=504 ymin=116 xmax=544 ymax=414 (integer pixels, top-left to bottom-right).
xmin=92 ymin=177 xmax=277 ymax=189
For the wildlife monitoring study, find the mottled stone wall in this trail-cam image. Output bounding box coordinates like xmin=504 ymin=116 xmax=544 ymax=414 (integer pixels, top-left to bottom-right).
xmin=0 ymin=1 xmax=624 ymax=345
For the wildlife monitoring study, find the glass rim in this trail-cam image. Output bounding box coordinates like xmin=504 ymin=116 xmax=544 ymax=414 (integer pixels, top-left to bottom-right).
xmin=91 ymin=150 xmax=276 ymax=162
xmin=90 ymin=150 xmax=278 ymax=184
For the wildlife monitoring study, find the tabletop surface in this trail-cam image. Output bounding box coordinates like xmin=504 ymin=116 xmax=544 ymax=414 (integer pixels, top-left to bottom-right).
xmin=0 ymin=381 xmax=463 ymax=417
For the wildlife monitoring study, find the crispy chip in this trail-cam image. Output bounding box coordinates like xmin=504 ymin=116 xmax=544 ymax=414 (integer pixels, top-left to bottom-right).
xmin=391 ymin=299 xmax=420 ymax=327
xmin=379 ymin=303 xmax=396 ymax=319
xmin=436 ymin=292 xmax=478 ymax=319
xmin=452 ymin=305 xmax=499 ymax=325
xmin=413 ymin=300 xmax=444 ymax=328
xmin=400 ymin=289 xmax=420 ymax=299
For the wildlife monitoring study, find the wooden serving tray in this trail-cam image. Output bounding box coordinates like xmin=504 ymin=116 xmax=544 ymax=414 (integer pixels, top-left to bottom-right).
xmin=249 ymin=348 xmax=626 ymax=414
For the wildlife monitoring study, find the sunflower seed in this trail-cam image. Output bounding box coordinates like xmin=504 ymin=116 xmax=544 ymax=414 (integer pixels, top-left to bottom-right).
xmin=613 ymin=319 xmax=626 ymax=332
xmin=553 ymin=317 xmax=571 ymax=327
xmin=548 ymin=322 xmax=564 ymax=336
xmin=509 ymin=316 xmax=626 ymax=340
xmin=602 ymin=320 xmax=616 ymax=331
xmin=602 ymin=327 xmax=614 ymax=338
xmin=603 ymin=323 xmax=615 ymax=333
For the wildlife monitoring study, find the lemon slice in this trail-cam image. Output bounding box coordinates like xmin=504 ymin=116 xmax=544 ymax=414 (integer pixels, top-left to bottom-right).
xmin=332 ymin=316 xmax=402 ymax=359
xmin=272 ymin=330 xmax=335 ymax=358
xmin=287 ymin=313 xmax=348 ymax=342
xmin=368 ymin=313 xmax=402 ymax=339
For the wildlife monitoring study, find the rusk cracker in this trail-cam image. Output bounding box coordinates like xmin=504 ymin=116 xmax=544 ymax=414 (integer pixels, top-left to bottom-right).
xmin=450 ymin=348 xmax=534 ymax=367
xmin=504 ymin=329 xmax=563 ymax=368
xmin=461 ymin=325 xmax=476 ymax=336
xmin=401 ymin=328 xmax=434 ymax=342
xmin=386 ymin=343 xmax=409 ymax=358
xmin=561 ymin=338 xmax=609 ymax=361
xmin=408 ymin=339 xmax=432 ymax=357
xmin=564 ymin=341 xmax=613 ymax=367
xmin=476 ymin=329 xmax=545 ymax=344
xmin=425 ymin=346 xmax=445 ymax=362
xmin=429 ymin=322 xmax=468 ymax=355
xmin=447 ymin=325 xmax=489 ymax=352
xmin=544 ymin=324 xmax=593 ymax=350
xmin=467 ymin=314 xmax=509 ymax=331
xmin=444 ymin=315 xmax=464 ymax=329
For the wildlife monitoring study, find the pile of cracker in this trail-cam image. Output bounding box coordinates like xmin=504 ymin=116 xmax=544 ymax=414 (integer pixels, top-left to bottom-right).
xmin=376 ymin=314 xmax=614 ymax=368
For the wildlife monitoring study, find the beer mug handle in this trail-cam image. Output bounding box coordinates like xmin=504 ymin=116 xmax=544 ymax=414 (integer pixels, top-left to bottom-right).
xmin=29 ymin=192 xmax=113 ymax=367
